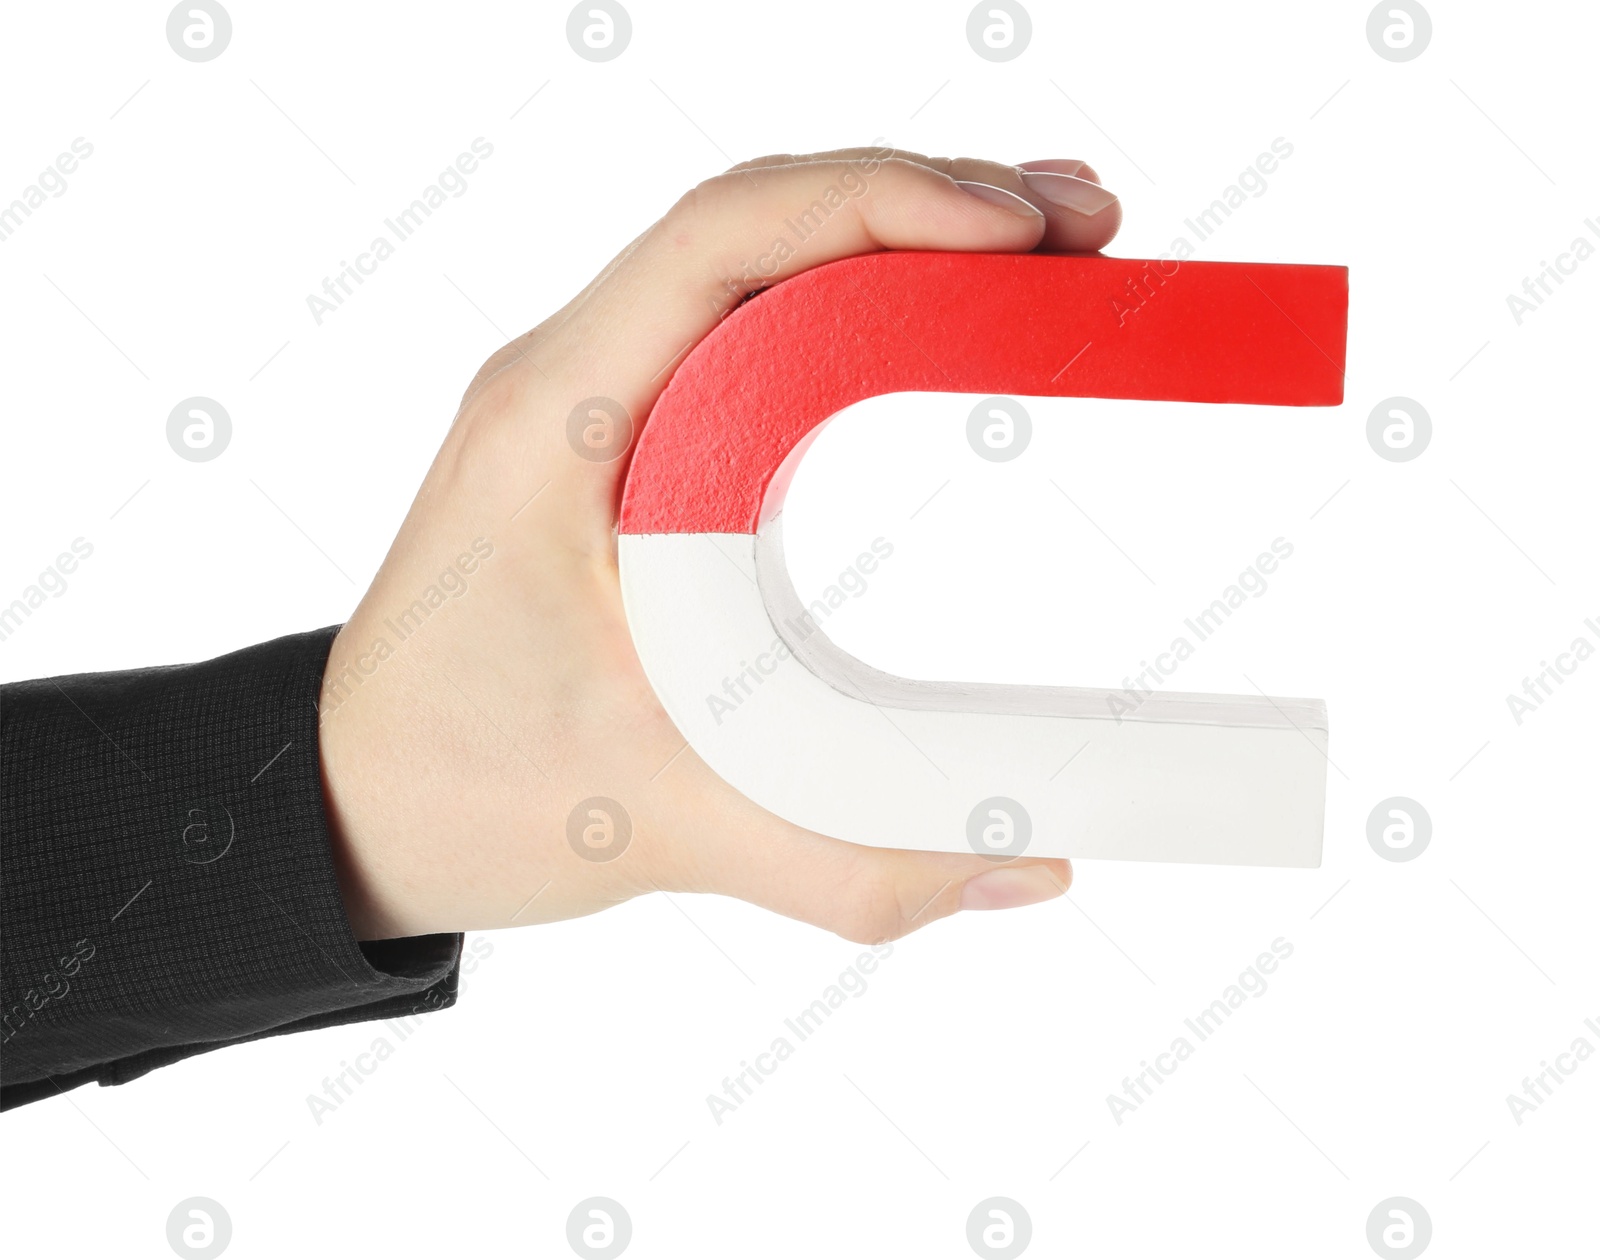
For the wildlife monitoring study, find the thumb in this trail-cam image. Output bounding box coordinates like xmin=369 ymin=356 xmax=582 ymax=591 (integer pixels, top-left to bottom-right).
xmin=666 ymin=793 xmax=1071 ymax=943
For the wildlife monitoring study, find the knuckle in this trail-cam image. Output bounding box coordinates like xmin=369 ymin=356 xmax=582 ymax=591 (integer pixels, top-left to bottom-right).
xmin=661 ymin=177 xmax=726 ymax=239
xmin=875 ymin=155 xmax=938 ymax=188
xmin=457 ymin=346 xmax=530 ymax=424
xmin=684 ymin=172 xmax=732 ymax=212
xmin=831 ymin=872 xmax=912 ymax=945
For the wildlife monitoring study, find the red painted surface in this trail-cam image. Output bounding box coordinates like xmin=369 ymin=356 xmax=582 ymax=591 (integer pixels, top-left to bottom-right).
xmin=619 ymin=251 xmax=1348 ymax=535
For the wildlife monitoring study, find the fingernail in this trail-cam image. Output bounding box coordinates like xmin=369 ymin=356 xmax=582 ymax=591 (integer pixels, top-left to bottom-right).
xmin=959 ymin=866 xmax=1065 ymax=912
xmin=954 ymin=180 xmax=1044 ymax=218
xmin=1020 ymin=171 xmax=1119 ymax=216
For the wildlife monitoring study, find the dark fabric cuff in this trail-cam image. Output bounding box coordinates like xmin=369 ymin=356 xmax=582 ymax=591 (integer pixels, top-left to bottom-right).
xmin=1 ymin=625 xmax=462 ymax=1109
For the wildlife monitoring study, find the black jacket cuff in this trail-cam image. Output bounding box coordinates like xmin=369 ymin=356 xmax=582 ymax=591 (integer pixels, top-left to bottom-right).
xmin=1 ymin=625 xmax=462 ymax=1109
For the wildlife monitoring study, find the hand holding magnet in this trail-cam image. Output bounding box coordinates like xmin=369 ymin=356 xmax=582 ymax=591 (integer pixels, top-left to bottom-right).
xmin=618 ymin=251 xmax=1348 ymax=868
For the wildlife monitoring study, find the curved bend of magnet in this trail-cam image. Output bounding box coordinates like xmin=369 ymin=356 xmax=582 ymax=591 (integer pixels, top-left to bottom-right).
xmin=618 ymin=251 xmax=1349 ymax=867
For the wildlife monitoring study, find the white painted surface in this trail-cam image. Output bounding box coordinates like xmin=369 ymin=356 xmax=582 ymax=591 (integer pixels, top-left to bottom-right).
xmin=620 ymin=530 xmax=1326 ymax=866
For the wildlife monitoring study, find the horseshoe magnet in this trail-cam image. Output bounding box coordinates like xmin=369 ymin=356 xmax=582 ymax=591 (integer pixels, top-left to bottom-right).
xmin=618 ymin=251 xmax=1347 ymax=867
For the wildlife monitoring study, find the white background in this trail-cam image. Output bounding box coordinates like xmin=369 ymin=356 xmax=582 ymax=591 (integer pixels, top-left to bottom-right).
xmin=2 ymin=1 xmax=1597 ymax=1256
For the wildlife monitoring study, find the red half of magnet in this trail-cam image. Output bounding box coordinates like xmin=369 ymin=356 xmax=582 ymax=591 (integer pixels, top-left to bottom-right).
xmin=618 ymin=251 xmax=1349 ymax=536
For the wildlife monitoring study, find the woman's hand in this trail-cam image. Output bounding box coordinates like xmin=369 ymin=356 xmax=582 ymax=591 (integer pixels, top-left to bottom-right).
xmin=317 ymin=147 xmax=1121 ymax=943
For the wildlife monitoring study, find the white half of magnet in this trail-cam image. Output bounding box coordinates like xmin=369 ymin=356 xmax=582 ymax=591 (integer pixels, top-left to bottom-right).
xmin=619 ymin=522 xmax=1327 ymax=868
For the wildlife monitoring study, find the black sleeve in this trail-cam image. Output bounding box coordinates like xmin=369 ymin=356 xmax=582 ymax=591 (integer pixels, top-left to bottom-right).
xmin=0 ymin=625 xmax=461 ymax=1110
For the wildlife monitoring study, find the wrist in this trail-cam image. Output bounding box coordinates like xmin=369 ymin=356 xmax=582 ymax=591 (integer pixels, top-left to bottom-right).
xmin=317 ymin=624 xmax=428 ymax=941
